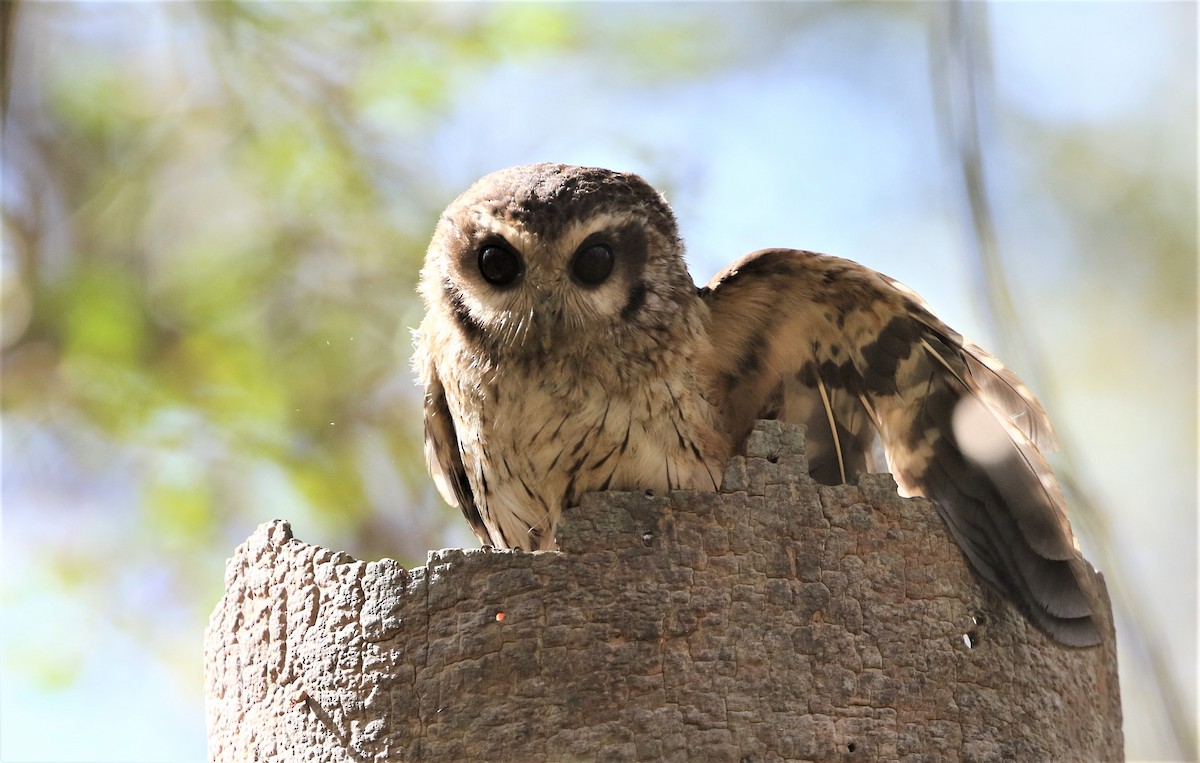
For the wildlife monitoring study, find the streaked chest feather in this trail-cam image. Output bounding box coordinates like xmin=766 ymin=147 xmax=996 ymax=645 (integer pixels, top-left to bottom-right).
xmin=452 ymin=369 xmax=723 ymax=550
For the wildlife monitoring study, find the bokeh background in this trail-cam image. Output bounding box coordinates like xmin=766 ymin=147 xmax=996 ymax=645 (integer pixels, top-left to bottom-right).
xmin=2 ymin=2 xmax=1195 ymax=761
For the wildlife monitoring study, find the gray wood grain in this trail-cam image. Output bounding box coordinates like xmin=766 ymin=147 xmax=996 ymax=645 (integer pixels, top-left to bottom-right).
xmin=205 ymin=421 xmax=1122 ymax=762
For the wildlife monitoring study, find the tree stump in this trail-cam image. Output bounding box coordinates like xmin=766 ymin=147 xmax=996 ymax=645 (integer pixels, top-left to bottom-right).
xmin=204 ymin=421 xmax=1122 ymax=762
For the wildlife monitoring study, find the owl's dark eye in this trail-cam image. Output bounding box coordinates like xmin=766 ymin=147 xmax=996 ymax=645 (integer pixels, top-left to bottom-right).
xmin=570 ymin=243 xmax=614 ymax=286
xmin=478 ymin=245 xmax=523 ymax=287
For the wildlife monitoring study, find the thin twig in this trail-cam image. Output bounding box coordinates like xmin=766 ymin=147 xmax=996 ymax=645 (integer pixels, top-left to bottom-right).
xmin=1 ymin=0 xmax=18 ymax=124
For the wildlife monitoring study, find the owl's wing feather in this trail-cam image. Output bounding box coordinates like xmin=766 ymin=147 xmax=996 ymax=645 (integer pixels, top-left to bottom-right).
xmin=885 ymin=271 xmax=1060 ymax=453
xmin=422 ymin=367 xmax=492 ymax=547
xmin=700 ymin=249 xmax=1102 ymax=647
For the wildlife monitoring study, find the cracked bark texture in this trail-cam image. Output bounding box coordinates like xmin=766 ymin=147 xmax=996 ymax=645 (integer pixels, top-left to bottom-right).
xmin=204 ymin=421 xmax=1122 ymax=762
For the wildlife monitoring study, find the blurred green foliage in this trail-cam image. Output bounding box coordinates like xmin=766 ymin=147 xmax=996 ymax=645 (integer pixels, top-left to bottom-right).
xmin=3 ymin=2 xmax=769 ymax=687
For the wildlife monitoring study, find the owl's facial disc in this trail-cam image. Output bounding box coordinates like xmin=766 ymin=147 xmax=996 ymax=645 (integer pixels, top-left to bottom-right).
xmin=452 ymin=211 xmax=652 ymax=344
xmin=422 ymin=164 xmax=697 ymax=354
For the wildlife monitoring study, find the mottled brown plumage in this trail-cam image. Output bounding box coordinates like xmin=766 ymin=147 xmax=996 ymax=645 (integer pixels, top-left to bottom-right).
xmin=414 ymin=163 xmax=1103 ymax=647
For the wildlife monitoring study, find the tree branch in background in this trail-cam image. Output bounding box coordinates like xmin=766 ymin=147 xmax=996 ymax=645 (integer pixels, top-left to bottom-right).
xmin=931 ymin=2 xmax=1197 ymax=758
xmin=1 ymin=0 xmax=17 ymax=123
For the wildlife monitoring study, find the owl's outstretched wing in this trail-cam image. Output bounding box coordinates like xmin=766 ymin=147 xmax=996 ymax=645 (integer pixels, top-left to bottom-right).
xmin=421 ymin=367 xmax=492 ymax=547
xmin=699 ymin=249 xmax=1103 ymax=647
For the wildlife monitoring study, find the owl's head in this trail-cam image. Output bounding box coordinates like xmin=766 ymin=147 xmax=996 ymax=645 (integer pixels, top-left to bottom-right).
xmin=420 ymin=164 xmax=699 ymax=358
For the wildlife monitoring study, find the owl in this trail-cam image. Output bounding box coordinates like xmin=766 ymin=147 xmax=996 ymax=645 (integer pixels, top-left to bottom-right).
xmin=413 ymin=163 xmax=1102 ymax=647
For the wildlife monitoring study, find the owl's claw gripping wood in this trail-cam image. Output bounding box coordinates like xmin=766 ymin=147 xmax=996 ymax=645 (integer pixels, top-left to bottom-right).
xmin=413 ymin=163 xmax=1103 ymax=647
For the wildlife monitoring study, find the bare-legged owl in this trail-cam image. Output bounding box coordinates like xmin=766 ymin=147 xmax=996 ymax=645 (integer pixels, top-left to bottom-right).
xmin=414 ymin=163 xmax=1103 ymax=647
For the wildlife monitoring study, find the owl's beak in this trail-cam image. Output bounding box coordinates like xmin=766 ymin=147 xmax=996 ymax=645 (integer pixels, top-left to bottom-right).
xmin=532 ymin=298 xmax=557 ymax=353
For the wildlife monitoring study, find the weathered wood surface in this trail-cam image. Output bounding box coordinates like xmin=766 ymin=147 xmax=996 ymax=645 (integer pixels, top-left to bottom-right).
xmin=204 ymin=421 xmax=1122 ymax=762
